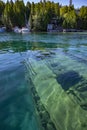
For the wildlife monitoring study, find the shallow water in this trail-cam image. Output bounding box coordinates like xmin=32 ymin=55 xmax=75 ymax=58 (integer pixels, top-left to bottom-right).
xmin=0 ymin=32 xmax=87 ymax=130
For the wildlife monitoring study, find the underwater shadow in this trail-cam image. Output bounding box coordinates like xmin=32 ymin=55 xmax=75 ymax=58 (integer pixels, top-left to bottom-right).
xmin=56 ymin=70 xmax=82 ymax=91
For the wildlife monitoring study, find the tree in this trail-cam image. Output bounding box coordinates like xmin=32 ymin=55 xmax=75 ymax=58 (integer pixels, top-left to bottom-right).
xmin=63 ymin=10 xmax=77 ymax=29
xmin=0 ymin=1 xmax=5 ymax=17
xmin=13 ymin=0 xmax=25 ymax=27
xmin=32 ymin=1 xmax=54 ymax=31
xmin=79 ymin=6 xmax=87 ymax=29
xmin=0 ymin=0 xmax=5 ymax=25
xmin=54 ymin=3 xmax=60 ymax=17
xmin=0 ymin=0 xmax=86 ymax=31
xmin=31 ymin=2 xmax=35 ymax=15
xmin=3 ymin=0 xmax=14 ymax=28
xmin=25 ymin=2 xmax=31 ymax=22
xmin=60 ymin=6 xmax=68 ymax=17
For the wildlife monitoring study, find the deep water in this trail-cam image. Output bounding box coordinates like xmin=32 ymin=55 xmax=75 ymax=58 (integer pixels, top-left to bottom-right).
xmin=0 ymin=32 xmax=87 ymax=130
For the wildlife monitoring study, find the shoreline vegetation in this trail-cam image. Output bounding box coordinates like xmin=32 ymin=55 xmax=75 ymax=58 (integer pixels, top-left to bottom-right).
xmin=0 ymin=0 xmax=87 ymax=32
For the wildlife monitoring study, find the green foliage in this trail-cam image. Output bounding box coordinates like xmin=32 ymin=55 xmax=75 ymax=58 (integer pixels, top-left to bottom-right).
xmin=0 ymin=0 xmax=87 ymax=31
xmin=31 ymin=2 xmax=35 ymax=15
xmin=25 ymin=2 xmax=31 ymax=21
xmin=0 ymin=1 xmax=5 ymax=16
xmin=54 ymin=3 xmax=60 ymax=17
xmin=63 ymin=10 xmax=77 ymax=29
xmin=79 ymin=6 xmax=87 ymax=19
xmin=3 ymin=0 xmax=26 ymax=28
xmin=0 ymin=0 xmax=5 ymax=25
xmin=32 ymin=1 xmax=60 ymax=31
xmin=13 ymin=0 xmax=25 ymax=27
xmin=79 ymin=6 xmax=87 ymax=29
xmin=3 ymin=0 xmax=13 ymax=28
xmin=60 ymin=6 xmax=68 ymax=17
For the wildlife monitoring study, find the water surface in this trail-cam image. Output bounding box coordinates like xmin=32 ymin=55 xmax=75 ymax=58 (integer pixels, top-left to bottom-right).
xmin=0 ymin=32 xmax=87 ymax=130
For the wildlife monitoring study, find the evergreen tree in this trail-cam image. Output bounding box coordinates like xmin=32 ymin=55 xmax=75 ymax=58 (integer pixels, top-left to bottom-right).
xmin=0 ymin=0 xmax=86 ymax=31
xmin=26 ymin=2 xmax=31 ymax=22
xmin=63 ymin=10 xmax=77 ymax=29
xmin=60 ymin=6 xmax=68 ymax=17
xmin=79 ymin=6 xmax=87 ymax=29
xmin=3 ymin=0 xmax=13 ymax=28
xmin=13 ymin=0 xmax=25 ymax=27
xmin=0 ymin=0 xmax=5 ymax=25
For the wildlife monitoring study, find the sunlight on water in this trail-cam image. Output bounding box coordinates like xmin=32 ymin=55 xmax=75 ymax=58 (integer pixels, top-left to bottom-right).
xmin=0 ymin=32 xmax=87 ymax=130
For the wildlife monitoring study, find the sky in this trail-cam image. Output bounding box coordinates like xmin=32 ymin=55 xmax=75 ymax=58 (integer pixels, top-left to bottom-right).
xmin=3 ymin=0 xmax=87 ymax=8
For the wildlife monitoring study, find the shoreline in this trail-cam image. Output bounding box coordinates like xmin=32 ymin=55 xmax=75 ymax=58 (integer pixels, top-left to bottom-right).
xmin=0 ymin=27 xmax=87 ymax=34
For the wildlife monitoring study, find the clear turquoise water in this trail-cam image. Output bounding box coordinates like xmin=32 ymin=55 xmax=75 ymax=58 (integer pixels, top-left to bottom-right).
xmin=0 ymin=32 xmax=87 ymax=130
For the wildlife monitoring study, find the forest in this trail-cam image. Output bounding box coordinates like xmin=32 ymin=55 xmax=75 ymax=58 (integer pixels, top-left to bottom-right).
xmin=0 ymin=0 xmax=87 ymax=31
